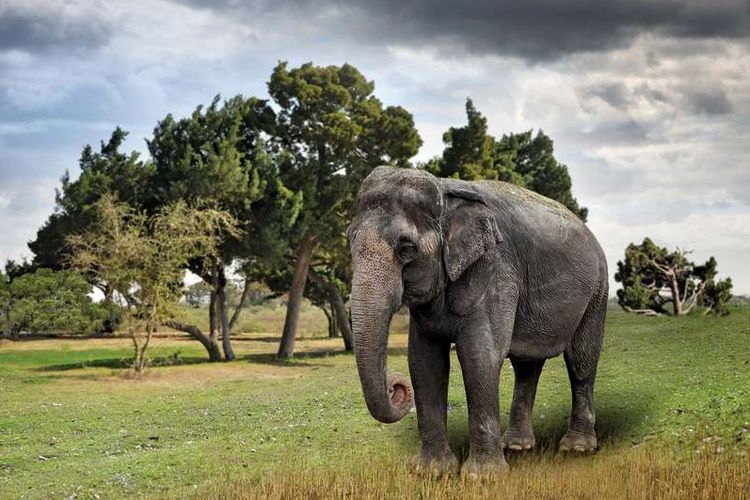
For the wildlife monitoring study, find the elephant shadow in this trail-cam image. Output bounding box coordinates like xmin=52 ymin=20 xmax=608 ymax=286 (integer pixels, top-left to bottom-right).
xmin=434 ymin=387 xmax=657 ymax=461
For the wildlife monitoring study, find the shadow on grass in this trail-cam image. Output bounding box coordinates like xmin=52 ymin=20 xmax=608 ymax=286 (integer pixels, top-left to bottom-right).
xmin=436 ymin=387 xmax=657 ymax=463
xmin=230 ymin=335 xmax=348 ymax=343
xmin=241 ymin=346 xmax=409 ymax=367
xmin=36 ymin=355 xmax=212 ymax=372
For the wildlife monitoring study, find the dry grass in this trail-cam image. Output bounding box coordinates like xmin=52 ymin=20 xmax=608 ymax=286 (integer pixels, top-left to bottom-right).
xmin=206 ymin=449 xmax=749 ymax=500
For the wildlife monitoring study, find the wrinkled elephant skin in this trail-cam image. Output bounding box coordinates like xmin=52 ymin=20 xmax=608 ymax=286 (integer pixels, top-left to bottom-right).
xmin=348 ymin=167 xmax=608 ymax=476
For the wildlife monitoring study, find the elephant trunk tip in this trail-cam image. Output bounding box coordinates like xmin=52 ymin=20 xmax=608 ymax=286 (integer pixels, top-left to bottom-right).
xmin=376 ymin=373 xmax=414 ymax=424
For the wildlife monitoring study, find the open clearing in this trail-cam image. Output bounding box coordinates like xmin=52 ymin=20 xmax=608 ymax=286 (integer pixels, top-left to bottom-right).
xmin=0 ymin=307 xmax=748 ymax=499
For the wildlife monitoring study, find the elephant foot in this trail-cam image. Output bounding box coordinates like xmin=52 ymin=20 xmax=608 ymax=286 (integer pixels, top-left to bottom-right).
xmin=501 ymin=427 xmax=536 ymax=451
xmin=460 ymin=454 xmax=508 ymax=481
xmin=411 ymin=449 xmax=459 ymax=476
xmin=558 ymin=430 xmax=597 ymax=452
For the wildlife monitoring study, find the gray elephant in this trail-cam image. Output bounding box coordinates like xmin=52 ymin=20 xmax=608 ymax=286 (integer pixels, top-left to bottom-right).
xmin=347 ymin=166 xmax=608 ymax=476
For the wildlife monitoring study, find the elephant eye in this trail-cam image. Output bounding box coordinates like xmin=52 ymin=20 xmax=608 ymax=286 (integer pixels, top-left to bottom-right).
xmin=395 ymin=238 xmax=419 ymax=263
xmin=346 ymin=224 xmax=357 ymax=245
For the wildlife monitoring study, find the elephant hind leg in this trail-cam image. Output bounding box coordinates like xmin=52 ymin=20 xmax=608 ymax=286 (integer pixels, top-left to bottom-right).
xmin=502 ymin=357 xmax=545 ymax=451
xmin=559 ymin=291 xmax=607 ymax=453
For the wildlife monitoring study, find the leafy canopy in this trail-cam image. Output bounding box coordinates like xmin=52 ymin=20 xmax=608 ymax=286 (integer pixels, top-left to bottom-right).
xmin=614 ymin=237 xmax=733 ymax=315
xmin=147 ymin=94 xmax=300 ymax=268
xmin=67 ymin=194 xmax=240 ymax=370
xmin=268 ymin=61 xmax=422 ymax=245
xmin=425 ymin=98 xmax=588 ymax=221
xmin=29 ymin=128 xmax=150 ymax=272
xmin=1 ymin=268 xmax=108 ymax=336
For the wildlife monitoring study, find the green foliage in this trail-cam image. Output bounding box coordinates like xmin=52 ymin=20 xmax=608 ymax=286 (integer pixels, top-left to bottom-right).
xmin=701 ymin=276 xmax=733 ymax=316
xmin=0 ymin=268 xmax=108 ymax=337
xmin=425 ymin=98 xmax=587 ymax=221
xmin=67 ymin=195 xmax=239 ymax=371
xmin=268 ymin=60 xmax=422 ymax=247
xmin=615 ymin=238 xmax=732 ymax=315
xmin=147 ymin=94 xmax=300 ymax=267
xmin=28 ymin=128 xmax=150 ymax=273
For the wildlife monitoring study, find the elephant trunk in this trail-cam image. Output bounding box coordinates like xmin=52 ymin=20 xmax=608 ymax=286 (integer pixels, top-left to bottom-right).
xmin=350 ymin=232 xmax=413 ymax=424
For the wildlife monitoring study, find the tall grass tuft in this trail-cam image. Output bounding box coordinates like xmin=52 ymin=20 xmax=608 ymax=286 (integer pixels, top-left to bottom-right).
xmin=203 ymin=448 xmax=749 ymax=500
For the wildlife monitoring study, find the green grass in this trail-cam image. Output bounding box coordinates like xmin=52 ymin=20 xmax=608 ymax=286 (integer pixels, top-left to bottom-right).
xmin=0 ymin=306 xmax=748 ymax=499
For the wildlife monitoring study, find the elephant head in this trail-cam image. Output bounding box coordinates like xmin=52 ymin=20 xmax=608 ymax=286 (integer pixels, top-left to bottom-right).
xmin=348 ymin=167 xmax=502 ymax=423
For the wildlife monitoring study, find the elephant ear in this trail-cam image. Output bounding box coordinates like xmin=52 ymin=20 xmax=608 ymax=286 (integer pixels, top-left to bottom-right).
xmin=442 ymin=187 xmax=503 ymax=282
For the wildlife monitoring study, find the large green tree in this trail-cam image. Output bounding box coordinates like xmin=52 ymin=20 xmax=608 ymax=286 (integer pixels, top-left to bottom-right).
xmin=425 ymin=98 xmax=588 ymax=221
xmin=144 ymin=94 xmax=300 ymax=361
xmin=267 ymin=62 xmax=422 ymax=358
xmin=614 ymin=238 xmax=733 ymax=316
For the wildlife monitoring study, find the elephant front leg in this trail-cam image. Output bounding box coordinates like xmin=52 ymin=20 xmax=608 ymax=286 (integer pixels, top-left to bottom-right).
xmin=456 ymin=323 xmax=510 ymax=478
xmin=408 ymin=322 xmax=458 ymax=475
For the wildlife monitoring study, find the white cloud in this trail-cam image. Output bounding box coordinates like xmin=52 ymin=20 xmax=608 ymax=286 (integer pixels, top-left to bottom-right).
xmin=0 ymin=178 xmax=58 ymax=265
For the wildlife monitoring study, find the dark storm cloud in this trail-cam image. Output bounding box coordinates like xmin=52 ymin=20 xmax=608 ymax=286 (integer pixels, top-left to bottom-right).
xmin=0 ymin=6 xmax=111 ymax=52
xmin=684 ymin=88 xmax=734 ymax=115
xmin=175 ymin=0 xmax=750 ymax=61
xmin=581 ymin=81 xmax=733 ymax=117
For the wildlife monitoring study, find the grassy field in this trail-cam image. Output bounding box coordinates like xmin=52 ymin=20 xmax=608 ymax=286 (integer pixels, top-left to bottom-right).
xmin=0 ymin=306 xmax=748 ymax=499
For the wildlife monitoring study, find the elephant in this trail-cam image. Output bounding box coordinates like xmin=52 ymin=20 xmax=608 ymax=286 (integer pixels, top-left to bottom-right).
xmin=347 ymin=166 xmax=608 ymax=476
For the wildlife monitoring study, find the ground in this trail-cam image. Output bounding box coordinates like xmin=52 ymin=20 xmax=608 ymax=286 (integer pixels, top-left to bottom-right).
xmin=0 ymin=305 xmax=748 ymax=499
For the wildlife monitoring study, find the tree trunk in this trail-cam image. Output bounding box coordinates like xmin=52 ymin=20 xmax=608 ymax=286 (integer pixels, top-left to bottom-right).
xmin=209 ymin=289 xmax=219 ymax=343
xmin=218 ymin=285 xmax=235 ymax=362
xmin=229 ymin=277 xmax=253 ymax=332
xmin=131 ymin=325 xmax=152 ymax=374
xmin=669 ymin=274 xmax=683 ymax=316
xmin=308 ymin=267 xmax=353 ymax=351
xmin=206 ymin=265 xmax=236 ymax=361
xmin=165 ymin=320 xmax=222 ymax=361
xmin=331 ymin=288 xmax=353 ymax=352
xmin=277 ymin=236 xmax=317 ymax=358
xmin=325 ymin=303 xmax=341 ymax=338
xmin=322 ymin=305 xmax=335 ymax=338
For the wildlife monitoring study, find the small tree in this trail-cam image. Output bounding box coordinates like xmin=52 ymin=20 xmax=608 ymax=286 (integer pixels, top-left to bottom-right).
xmin=0 ymin=268 xmax=107 ymax=340
xmin=68 ymin=195 xmax=238 ymax=373
xmin=701 ymin=277 xmax=733 ymax=316
xmin=615 ymin=238 xmax=733 ymax=316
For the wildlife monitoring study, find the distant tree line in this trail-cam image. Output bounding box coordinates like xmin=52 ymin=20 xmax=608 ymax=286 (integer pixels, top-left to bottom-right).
xmin=3 ymin=60 xmax=729 ymax=369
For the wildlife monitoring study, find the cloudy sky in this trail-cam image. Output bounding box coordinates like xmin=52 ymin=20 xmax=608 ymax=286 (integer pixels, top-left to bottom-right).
xmin=1 ymin=0 xmax=748 ymax=294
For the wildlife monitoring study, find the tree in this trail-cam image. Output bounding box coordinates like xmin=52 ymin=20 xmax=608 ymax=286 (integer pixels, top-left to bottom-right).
xmin=614 ymin=238 xmax=733 ymax=316
xmin=308 ymin=267 xmax=353 ymax=350
xmin=29 ymin=128 xmax=149 ymax=275
xmin=0 ymin=267 xmax=108 ymax=340
xmin=0 ymin=269 xmax=12 ymax=340
xmin=268 ymin=61 xmax=421 ymax=358
xmin=701 ymin=276 xmax=733 ymax=316
xmin=68 ymin=195 xmax=238 ymax=373
xmin=146 ymin=94 xmax=300 ymax=361
xmin=425 ymin=98 xmax=588 ymax=221
xmin=28 ymin=128 xmax=149 ymax=333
